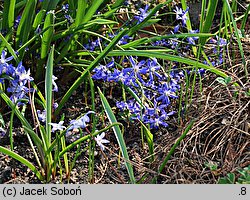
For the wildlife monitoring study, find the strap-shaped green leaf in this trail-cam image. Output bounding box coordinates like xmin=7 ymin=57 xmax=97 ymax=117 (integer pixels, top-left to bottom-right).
xmin=0 ymin=146 xmax=44 ymax=181
xmin=107 ymin=50 xmax=229 ymax=78
xmin=3 ymin=0 xmax=16 ymax=30
xmin=45 ymin=46 xmax=54 ymax=144
xmin=75 ymin=0 xmax=87 ymax=26
xmin=199 ymin=0 xmax=218 ymax=45
xmin=98 ymin=87 xmax=136 ymax=183
xmin=41 ymin=11 xmax=54 ymax=60
xmin=54 ymin=28 xmax=128 ymax=116
xmin=16 ymin=0 xmax=37 ymax=52
xmin=82 ymin=0 xmax=104 ymax=24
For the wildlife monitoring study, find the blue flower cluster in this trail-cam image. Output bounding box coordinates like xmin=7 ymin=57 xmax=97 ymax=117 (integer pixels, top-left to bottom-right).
xmin=93 ymin=56 xmax=182 ymax=129
xmin=91 ymin=5 xmax=228 ymax=129
xmin=0 ymin=50 xmax=33 ymax=106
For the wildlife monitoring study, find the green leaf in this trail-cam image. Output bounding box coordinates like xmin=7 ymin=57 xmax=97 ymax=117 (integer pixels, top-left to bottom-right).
xmin=75 ymin=0 xmax=87 ymax=26
xmin=204 ymin=161 xmax=218 ymax=171
xmin=82 ymin=0 xmax=104 ymax=24
xmin=48 ymin=0 xmax=60 ymax=10
xmin=240 ymin=4 xmax=250 ymax=37
xmin=2 ymin=0 xmax=16 ymax=30
xmin=216 ymin=76 xmax=231 ymax=86
xmin=0 ymin=33 xmax=20 ymax=63
xmin=199 ymin=0 xmax=218 ymax=45
xmin=107 ymin=50 xmax=229 ymax=79
xmin=16 ymin=0 xmax=37 ymax=53
xmin=127 ymin=1 xmax=171 ymax=36
xmin=227 ymin=173 xmax=236 ymax=184
xmin=224 ymin=0 xmax=247 ymax=76
xmin=111 ymin=0 xmax=126 ymax=9
xmin=0 ymin=146 xmax=44 ymax=181
xmin=33 ymin=9 xmax=46 ymax=30
xmin=216 ymin=77 xmax=227 ymax=86
xmin=0 ymin=113 xmax=5 ymax=127
xmin=139 ymin=121 xmax=154 ymax=161
xmin=98 ymin=87 xmax=136 ymax=183
xmin=42 ymin=11 xmax=55 ymax=55
xmin=54 ymin=28 xmax=128 ymax=116
xmin=152 ymin=119 xmax=195 ymax=183
xmin=37 ymin=10 xmax=55 ymax=80
xmin=0 ymin=91 xmax=32 ymax=129
xmin=45 ymin=46 xmax=54 ymax=144
xmin=218 ymin=177 xmax=230 ymax=184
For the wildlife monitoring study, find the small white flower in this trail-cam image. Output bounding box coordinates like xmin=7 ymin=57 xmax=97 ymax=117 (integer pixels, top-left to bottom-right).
xmin=95 ymin=132 xmax=110 ymax=151
xmin=49 ymin=121 xmax=66 ymax=132
xmin=52 ymin=75 xmax=58 ymax=92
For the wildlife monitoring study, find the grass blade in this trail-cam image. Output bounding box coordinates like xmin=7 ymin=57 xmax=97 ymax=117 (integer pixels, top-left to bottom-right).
xmin=0 ymin=91 xmax=32 ymax=129
xmin=2 ymin=0 xmax=16 ymax=31
xmin=32 ymin=9 xmax=46 ymax=30
xmin=98 ymin=87 xmax=136 ymax=183
xmin=42 ymin=46 xmax=55 ymax=181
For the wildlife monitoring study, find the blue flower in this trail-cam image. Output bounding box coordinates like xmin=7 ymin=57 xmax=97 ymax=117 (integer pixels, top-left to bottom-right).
xmin=143 ymin=58 xmax=162 ymax=86
xmin=0 ymin=50 xmax=13 ymax=67
xmin=116 ymin=101 xmax=128 ymax=110
xmin=134 ymin=5 xmax=150 ymax=24
xmin=144 ymin=115 xmax=168 ymax=129
xmin=209 ymin=36 xmax=227 ymax=47
xmin=173 ymin=24 xmax=180 ymax=33
xmin=62 ymin=4 xmax=69 ymax=12
xmin=37 ymin=110 xmax=46 ymax=123
xmin=53 ymin=102 xmax=58 ymax=110
xmin=109 ymin=34 xmax=132 ymax=45
xmin=84 ymin=38 xmax=102 ymax=51
xmin=7 ymin=81 xmax=29 ymax=104
xmin=174 ymin=6 xmax=189 ymax=26
xmin=15 ymin=62 xmax=34 ymax=83
xmin=144 ymin=110 xmax=175 ymax=129
xmin=92 ymin=60 xmax=114 ymax=81
xmin=122 ymin=56 xmax=147 ymax=85
xmin=187 ymin=29 xmax=199 ymax=45
xmin=107 ymin=69 xmax=123 ymax=82
xmin=14 ymin=16 xmax=21 ymax=29
xmin=68 ymin=111 xmax=95 ymax=131
xmin=157 ymin=83 xmax=178 ymax=105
